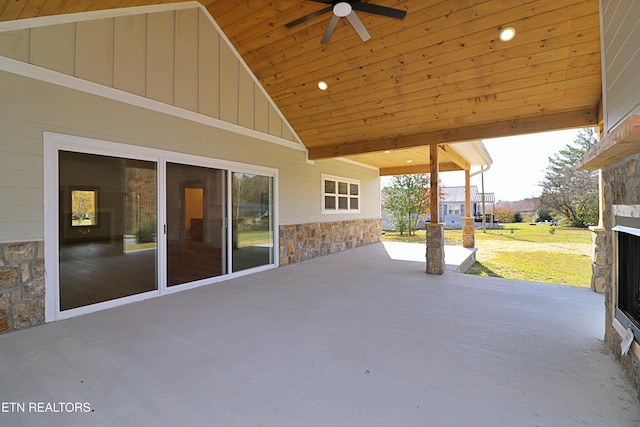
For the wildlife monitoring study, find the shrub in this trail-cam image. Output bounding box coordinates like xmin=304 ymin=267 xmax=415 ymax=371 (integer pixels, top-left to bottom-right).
xmin=494 ymin=208 xmax=515 ymax=224
xmin=535 ymin=210 xmax=554 ymax=222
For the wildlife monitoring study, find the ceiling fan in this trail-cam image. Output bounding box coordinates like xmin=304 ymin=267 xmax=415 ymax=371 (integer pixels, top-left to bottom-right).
xmin=285 ymin=1 xmax=407 ymax=44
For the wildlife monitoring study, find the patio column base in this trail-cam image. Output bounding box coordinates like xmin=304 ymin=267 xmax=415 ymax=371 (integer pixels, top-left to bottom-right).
xmin=462 ymin=217 xmax=475 ymax=248
xmin=426 ymin=223 xmax=445 ymax=275
xmin=589 ymin=226 xmax=607 ymax=294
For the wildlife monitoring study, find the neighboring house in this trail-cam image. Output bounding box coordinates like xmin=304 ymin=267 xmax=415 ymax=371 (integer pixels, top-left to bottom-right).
xmin=441 ymin=186 xmax=496 ymax=229
xmin=381 ymin=185 xmax=495 ymax=231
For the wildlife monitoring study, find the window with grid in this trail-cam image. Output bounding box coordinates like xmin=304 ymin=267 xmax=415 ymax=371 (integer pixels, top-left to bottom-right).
xmin=322 ymin=175 xmax=360 ymax=214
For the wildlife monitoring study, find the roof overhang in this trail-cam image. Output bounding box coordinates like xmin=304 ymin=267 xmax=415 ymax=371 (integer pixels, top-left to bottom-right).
xmin=0 ymin=1 xmax=601 ymax=175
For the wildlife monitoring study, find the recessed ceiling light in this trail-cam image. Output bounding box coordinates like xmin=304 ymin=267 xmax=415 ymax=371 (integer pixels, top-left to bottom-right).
xmin=318 ymin=80 xmax=328 ymax=90
xmin=499 ymin=26 xmax=516 ymax=42
xmin=384 ymin=150 xmax=390 ymax=154
xmin=406 ymin=160 xmax=413 ymax=163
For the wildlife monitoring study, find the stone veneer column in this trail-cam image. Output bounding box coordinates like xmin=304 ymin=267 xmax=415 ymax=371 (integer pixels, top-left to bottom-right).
xmin=462 ymin=217 xmax=475 ymax=248
xmin=426 ymin=223 xmax=445 ymax=275
xmin=589 ymin=226 xmax=607 ymax=293
xmin=0 ymin=241 xmax=45 ymax=334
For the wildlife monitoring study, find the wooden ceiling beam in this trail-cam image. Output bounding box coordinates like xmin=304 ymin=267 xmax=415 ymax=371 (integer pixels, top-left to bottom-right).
xmin=308 ymin=108 xmax=598 ymax=160
xmin=439 ymin=145 xmax=470 ymax=170
xmin=379 ymin=162 xmax=461 ymax=177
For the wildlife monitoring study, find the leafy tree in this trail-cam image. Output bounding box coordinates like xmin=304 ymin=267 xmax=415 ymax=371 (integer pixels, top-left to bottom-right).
xmin=513 ymin=212 xmax=523 ymax=223
xmin=391 ymin=214 xmax=409 ymax=235
xmin=382 ymin=174 xmax=430 ymax=236
xmin=539 ymin=127 xmax=599 ymax=227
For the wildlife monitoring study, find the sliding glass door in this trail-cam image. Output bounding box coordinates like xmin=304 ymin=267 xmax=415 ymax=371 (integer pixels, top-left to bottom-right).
xmin=58 ymin=151 xmax=158 ymax=311
xmin=232 ymin=172 xmax=274 ymax=272
xmin=166 ymin=163 xmax=226 ymax=286
xmin=51 ymin=136 xmax=276 ymax=316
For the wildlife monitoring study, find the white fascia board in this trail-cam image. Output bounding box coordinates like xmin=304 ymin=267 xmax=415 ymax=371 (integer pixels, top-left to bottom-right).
xmin=0 ymin=2 xmax=201 ymax=31
xmin=473 ymin=140 xmax=493 ymax=166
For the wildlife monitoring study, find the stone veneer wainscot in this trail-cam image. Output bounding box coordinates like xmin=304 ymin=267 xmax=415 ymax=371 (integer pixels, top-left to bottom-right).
xmin=0 ymin=241 xmax=45 ymax=334
xmin=279 ymin=219 xmax=382 ymax=265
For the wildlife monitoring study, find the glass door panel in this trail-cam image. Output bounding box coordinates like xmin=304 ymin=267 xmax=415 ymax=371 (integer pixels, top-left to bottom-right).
xmin=58 ymin=151 xmax=158 ymax=311
xmin=232 ymin=172 xmax=274 ymax=272
xmin=166 ymin=163 xmax=226 ymax=286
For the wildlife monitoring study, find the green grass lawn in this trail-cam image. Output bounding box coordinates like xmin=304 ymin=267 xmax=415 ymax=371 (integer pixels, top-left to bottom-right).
xmin=383 ymin=223 xmax=593 ymax=287
xmin=237 ymin=230 xmax=272 ymax=247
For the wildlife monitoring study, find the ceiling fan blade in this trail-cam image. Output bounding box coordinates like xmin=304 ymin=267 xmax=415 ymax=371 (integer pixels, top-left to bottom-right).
xmin=321 ymin=14 xmax=341 ymax=44
xmin=284 ymin=5 xmax=332 ymax=28
xmin=346 ymin=11 xmax=371 ymax=42
xmin=352 ymin=2 xmax=407 ymax=19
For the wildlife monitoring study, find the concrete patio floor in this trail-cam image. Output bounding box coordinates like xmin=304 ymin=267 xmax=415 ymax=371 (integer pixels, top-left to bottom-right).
xmin=1 ymin=242 xmax=639 ymax=426
xmin=382 ymin=241 xmax=476 ymax=272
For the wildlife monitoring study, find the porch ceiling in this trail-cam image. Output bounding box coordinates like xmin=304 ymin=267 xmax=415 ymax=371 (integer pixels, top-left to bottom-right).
xmin=0 ymin=0 xmax=602 ymax=173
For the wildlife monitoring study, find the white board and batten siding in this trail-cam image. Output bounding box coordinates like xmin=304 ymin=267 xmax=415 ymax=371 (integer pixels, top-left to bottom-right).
xmin=0 ymin=4 xmax=380 ymax=244
xmin=0 ymin=5 xmax=297 ymax=142
xmin=601 ymin=0 xmax=640 ymax=134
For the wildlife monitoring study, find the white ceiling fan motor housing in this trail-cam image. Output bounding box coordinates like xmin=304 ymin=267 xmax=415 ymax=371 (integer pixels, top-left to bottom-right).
xmin=333 ymin=2 xmax=352 ymax=17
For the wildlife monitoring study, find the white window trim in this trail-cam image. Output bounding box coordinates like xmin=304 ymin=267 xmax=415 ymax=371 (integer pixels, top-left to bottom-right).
xmin=321 ymin=174 xmax=360 ymax=214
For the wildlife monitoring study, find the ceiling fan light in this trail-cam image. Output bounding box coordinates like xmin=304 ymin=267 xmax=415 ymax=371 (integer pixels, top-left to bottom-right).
xmin=499 ymin=26 xmax=516 ymax=42
xmin=333 ymin=2 xmax=352 ymax=18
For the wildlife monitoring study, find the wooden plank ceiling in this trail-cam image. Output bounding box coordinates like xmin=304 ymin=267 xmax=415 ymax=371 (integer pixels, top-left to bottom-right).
xmin=0 ymin=0 xmax=602 ymax=174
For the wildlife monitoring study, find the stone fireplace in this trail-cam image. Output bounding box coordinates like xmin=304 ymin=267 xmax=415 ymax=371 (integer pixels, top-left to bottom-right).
xmin=597 ymin=157 xmax=640 ymax=397
xmin=611 ymin=207 xmax=640 ymax=344
xmin=578 ymin=111 xmax=640 ymax=397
